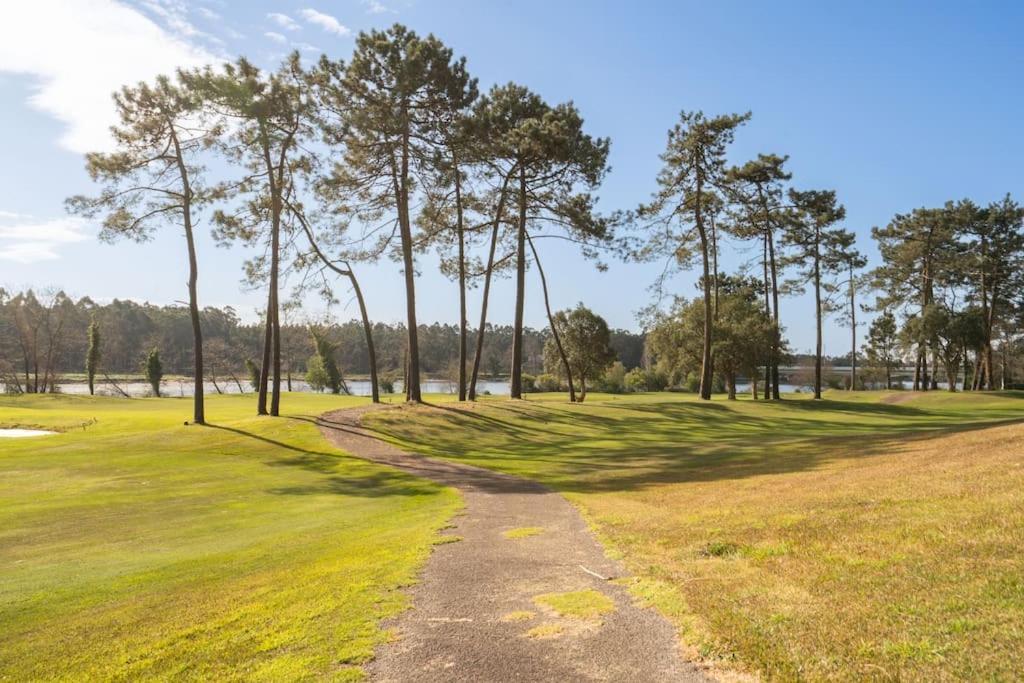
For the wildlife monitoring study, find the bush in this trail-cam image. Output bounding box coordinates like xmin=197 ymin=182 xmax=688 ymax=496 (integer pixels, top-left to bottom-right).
xmin=379 ymin=374 xmax=396 ymax=394
xmin=682 ymin=370 xmax=726 ymax=394
xmin=143 ymin=348 xmax=162 ymax=398
xmin=597 ymin=361 xmax=628 ymax=393
xmin=521 ymin=374 xmax=537 ymax=393
xmin=683 ymin=372 xmax=701 ymax=393
xmin=534 ymin=373 xmax=562 ymax=392
xmin=624 ymin=368 xmax=668 ymax=392
xmin=824 ymin=373 xmax=845 ymax=390
xmin=245 ymin=358 xmax=260 ymax=390
xmin=305 ymin=355 xmax=330 ymax=393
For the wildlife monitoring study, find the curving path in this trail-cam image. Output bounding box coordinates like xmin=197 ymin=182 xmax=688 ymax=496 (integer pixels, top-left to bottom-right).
xmin=318 ymin=406 xmax=709 ymax=682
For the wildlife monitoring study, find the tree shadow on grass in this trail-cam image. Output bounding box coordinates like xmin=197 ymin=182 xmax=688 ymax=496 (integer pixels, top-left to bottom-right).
xmin=204 ymin=422 xmax=442 ymax=499
xmin=358 ymin=398 xmax=1024 ymax=495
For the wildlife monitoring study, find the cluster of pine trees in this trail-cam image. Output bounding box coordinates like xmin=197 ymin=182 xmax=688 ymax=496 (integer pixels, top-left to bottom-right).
xmin=867 ymin=198 xmax=1024 ymax=391
xmin=63 ymin=24 xmax=619 ymax=423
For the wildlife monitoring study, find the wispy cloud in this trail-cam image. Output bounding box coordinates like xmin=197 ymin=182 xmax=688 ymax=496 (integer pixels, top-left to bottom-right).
xmin=0 ymin=216 xmax=92 ymax=263
xmin=292 ymin=42 xmax=321 ymax=54
xmin=267 ymin=12 xmax=301 ymax=31
xmin=300 ymin=8 xmax=350 ymax=36
xmin=196 ymin=6 xmax=220 ymax=21
xmin=362 ymin=0 xmax=394 ymax=14
xmin=139 ymin=0 xmax=226 ymax=47
xmin=264 ymin=31 xmax=288 ymax=44
xmin=0 ymin=0 xmax=217 ymax=154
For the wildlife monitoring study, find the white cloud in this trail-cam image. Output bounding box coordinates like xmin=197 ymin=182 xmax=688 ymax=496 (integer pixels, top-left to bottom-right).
xmin=265 ymin=31 xmax=288 ymax=44
xmin=0 ymin=216 xmax=92 ymax=263
xmin=300 ymin=8 xmax=350 ymax=36
xmin=362 ymin=0 xmax=394 ymax=14
xmin=267 ymin=12 xmax=301 ymax=31
xmin=0 ymin=0 xmax=217 ymax=154
xmin=292 ymin=42 xmax=321 ymax=53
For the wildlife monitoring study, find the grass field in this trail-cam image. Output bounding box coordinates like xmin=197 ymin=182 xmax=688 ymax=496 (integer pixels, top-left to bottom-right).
xmin=0 ymin=393 xmax=459 ymax=681
xmin=364 ymin=391 xmax=1024 ymax=680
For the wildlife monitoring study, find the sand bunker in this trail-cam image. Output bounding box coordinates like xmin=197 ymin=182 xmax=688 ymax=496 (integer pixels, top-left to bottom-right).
xmin=0 ymin=429 xmax=57 ymax=438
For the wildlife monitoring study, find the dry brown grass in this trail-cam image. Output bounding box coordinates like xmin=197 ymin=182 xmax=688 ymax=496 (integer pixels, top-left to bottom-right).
xmin=592 ymin=421 xmax=1024 ymax=680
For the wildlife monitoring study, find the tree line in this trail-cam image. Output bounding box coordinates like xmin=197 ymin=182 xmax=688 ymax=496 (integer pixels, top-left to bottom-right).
xmin=0 ymin=290 xmax=645 ymax=393
xmin=26 ymin=22 xmax=1020 ymax=420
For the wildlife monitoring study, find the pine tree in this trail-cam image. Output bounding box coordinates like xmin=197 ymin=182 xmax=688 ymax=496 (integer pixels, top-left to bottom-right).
xmin=186 ymin=53 xmax=316 ymax=417
xmin=634 ymin=110 xmax=750 ymax=400
xmin=784 ymin=189 xmax=848 ymax=399
xmin=67 ymin=73 xmax=213 ymax=423
xmin=317 ymin=25 xmax=472 ymax=403
xmin=724 ymin=153 xmax=791 ymax=400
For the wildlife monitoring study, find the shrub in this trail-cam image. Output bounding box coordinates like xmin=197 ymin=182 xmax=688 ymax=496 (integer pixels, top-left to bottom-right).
xmin=143 ymin=348 xmax=162 ymax=398
xmin=825 ymin=373 xmax=845 ymax=390
xmin=305 ymin=355 xmax=329 ymax=393
xmin=597 ymin=361 xmax=628 ymax=393
xmin=625 ymin=367 xmax=669 ymax=392
xmin=245 ymin=358 xmax=260 ymax=390
xmin=534 ymin=373 xmax=562 ymax=392
xmin=521 ymin=374 xmax=537 ymax=393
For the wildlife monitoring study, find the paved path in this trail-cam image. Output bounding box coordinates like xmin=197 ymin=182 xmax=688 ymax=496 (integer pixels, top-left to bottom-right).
xmin=318 ymin=406 xmax=709 ymax=682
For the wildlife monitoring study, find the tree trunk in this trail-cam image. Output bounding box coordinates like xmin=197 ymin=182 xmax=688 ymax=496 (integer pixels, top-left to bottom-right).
xmin=170 ymin=125 xmax=205 ymax=425
xmin=710 ymin=210 xmax=720 ymax=319
xmin=469 ymin=176 xmax=512 ymax=401
xmin=184 ymin=206 xmax=204 ymax=424
xmin=762 ymin=234 xmax=772 ymax=400
xmin=258 ymin=291 xmax=273 ymax=414
xmin=346 ymin=265 xmax=379 ymax=403
xmin=509 ymin=166 xmax=527 ymax=400
xmin=752 ymin=376 xmax=759 ymax=400
xmin=526 ymin=231 xmax=576 ymax=402
xmin=454 ymin=158 xmax=467 ymax=401
xmin=269 ymin=229 xmax=282 ymax=416
xmin=768 ymin=232 xmax=781 ymax=399
xmin=727 ymin=372 xmax=736 ymax=400
xmin=696 ymin=175 xmax=713 ymax=401
xmin=813 ymin=226 xmax=822 ymax=400
xmin=398 ymin=201 xmax=421 ymax=402
xmin=962 ymin=352 xmax=970 ymax=392
xmin=394 ymin=123 xmax=422 ymax=403
xmin=849 ymin=265 xmax=856 ymax=391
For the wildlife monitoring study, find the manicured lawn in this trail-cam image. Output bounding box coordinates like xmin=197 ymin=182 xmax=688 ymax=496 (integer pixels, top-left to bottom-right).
xmin=0 ymin=393 xmax=460 ymax=681
xmin=364 ymin=391 xmax=1024 ymax=680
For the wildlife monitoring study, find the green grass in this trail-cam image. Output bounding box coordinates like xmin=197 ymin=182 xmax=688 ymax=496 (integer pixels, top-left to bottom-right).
xmin=533 ymin=589 xmax=616 ymax=620
xmin=0 ymin=393 xmax=460 ymax=681
xmin=502 ymin=526 xmax=545 ymax=539
xmin=524 ymin=623 xmax=564 ymax=639
xmin=500 ymin=610 xmax=536 ymax=622
xmin=364 ymin=390 xmax=1024 ymax=680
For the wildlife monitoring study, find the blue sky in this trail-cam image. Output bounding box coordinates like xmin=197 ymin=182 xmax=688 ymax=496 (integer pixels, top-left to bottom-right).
xmin=1 ymin=1 xmax=1022 ymax=355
